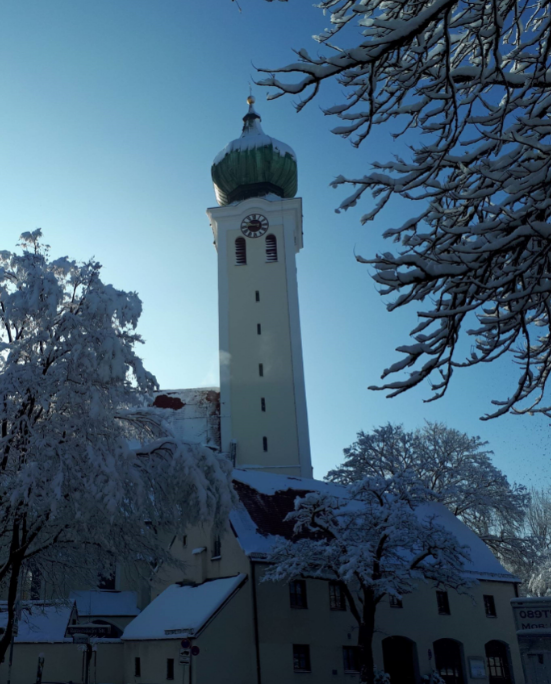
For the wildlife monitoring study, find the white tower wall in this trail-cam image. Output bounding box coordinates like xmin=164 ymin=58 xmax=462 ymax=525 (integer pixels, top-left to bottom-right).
xmin=207 ymin=196 xmax=312 ymax=478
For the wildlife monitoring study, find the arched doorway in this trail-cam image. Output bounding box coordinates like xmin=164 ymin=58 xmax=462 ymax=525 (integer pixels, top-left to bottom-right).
xmin=383 ymin=636 xmax=418 ymax=684
xmin=434 ymin=639 xmax=465 ymax=684
xmin=485 ymin=641 xmax=513 ymax=684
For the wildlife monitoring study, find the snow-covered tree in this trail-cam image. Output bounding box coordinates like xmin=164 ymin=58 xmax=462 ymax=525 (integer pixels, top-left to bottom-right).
xmin=0 ymin=231 xmax=233 ymax=661
xmin=261 ymin=0 xmax=551 ymax=417
xmin=503 ymin=487 xmax=551 ymax=595
xmin=326 ymin=423 xmax=528 ymax=559
xmin=263 ymin=474 xmax=471 ymax=684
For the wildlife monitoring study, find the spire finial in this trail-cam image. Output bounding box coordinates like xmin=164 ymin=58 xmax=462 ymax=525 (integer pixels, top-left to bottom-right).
xmin=247 ymin=94 xmax=255 ymax=106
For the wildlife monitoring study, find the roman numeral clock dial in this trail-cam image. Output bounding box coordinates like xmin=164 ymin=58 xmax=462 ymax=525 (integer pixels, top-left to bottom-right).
xmin=240 ymin=214 xmax=269 ymax=238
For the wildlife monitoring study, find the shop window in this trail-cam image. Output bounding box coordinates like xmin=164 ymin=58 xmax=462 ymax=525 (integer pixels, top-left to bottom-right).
xmin=484 ymin=594 xmax=497 ymax=617
xmin=293 ymin=644 xmax=311 ymax=672
xmin=235 ymin=237 xmax=247 ymax=265
xmin=266 ymin=234 xmax=278 ymax=262
xmin=329 ymin=581 xmax=346 ymax=611
xmin=343 ymin=646 xmax=360 ymax=673
xmin=289 ymin=580 xmax=307 ymax=608
xmin=437 ymin=590 xmax=451 ymax=615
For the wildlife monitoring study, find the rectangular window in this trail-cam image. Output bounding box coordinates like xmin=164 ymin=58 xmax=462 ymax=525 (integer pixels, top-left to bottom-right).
xmin=135 ymin=657 xmax=141 ymax=677
xmin=255 ymin=290 xmax=260 ymax=302
xmin=257 ymin=323 xmax=262 ymax=335
xmin=329 ymin=581 xmax=346 ymax=611
xmin=182 ymin=535 xmax=187 ymax=548
xmin=390 ymin=595 xmax=403 ymax=608
xmin=293 ymin=644 xmax=311 ymax=672
xmin=167 ymin=658 xmax=175 ymax=680
xmin=263 ymin=436 xmax=268 ymax=452
xmin=259 ymin=363 xmax=263 ymax=377
xmin=484 ymin=594 xmax=497 ymax=618
xmin=343 ymin=646 xmax=360 ymax=673
xmin=261 ymin=397 xmax=266 ymax=412
xmin=212 ymin=535 xmax=221 ymax=558
xmin=436 ymin=590 xmax=451 ymax=615
xmin=290 ymin=580 xmax=307 ymax=609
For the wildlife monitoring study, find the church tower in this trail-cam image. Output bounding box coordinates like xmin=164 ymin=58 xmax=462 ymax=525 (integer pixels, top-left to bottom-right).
xmin=207 ymin=97 xmax=312 ymax=478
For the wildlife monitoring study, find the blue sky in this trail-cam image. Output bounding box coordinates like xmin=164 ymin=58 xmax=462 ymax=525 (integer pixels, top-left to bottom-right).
xmin=0 ymin=0 xmax=549 ymax=487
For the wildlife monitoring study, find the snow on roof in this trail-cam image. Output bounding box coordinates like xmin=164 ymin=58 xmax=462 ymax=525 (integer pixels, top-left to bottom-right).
xmin=69 ymin=590 xmax=140 ymax=617
xmin=213 ymin=110 xmax=296 ymax=166
xmin=0 ymin=601 xmax=75 ymax=643
xmin=121 ymin=574 xmax=246 ymax=641
xmin=153 ymin=388 xmax=220 ymax=449
xmin=230 ymin=470 xmax=517 ymax=583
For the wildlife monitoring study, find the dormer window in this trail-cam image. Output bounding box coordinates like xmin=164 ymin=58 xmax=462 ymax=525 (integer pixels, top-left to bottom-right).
xmin=266 ymin=234 xmax=278 ymax=262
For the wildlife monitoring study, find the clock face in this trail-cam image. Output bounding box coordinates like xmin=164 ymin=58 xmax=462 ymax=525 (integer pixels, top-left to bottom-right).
xmin=241 ymin=214 xmax=269 ymax=238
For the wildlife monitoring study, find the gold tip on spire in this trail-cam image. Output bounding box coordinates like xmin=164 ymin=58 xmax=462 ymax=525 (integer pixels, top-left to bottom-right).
xmin=247 ymin=95 xmax=255 ymax=105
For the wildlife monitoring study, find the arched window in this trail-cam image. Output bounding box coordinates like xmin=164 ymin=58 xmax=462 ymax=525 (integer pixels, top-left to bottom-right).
xmin=266 ymin=234 xmax=278 ymax=262
xmin=235 ymin=237 xmax=247 ymax=265
xmin=485 ymin=641 xmax=513 ymax=684
xmin=434 ymin=639 xmax=465 ymax=684
xmin=383 ymin=636 xmax=419 ymax=684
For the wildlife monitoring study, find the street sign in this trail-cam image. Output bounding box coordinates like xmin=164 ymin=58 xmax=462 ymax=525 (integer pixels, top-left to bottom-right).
xmin=179 ymin=648 xmax=191 ymax=665
xmin=181 ymin=638 xmax=192 ymax=649
xmin=191 ymin=645 xmax=200 ymax=656
xmin=67 ymin=624 xmax=110 ymax=637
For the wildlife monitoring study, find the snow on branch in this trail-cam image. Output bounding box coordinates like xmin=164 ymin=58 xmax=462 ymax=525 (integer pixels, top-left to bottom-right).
xmin=261 ymin=0 xmax=551 ymax=417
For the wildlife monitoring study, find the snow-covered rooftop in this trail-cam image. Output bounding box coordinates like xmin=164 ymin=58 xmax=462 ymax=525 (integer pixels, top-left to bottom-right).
xmin=69 ymin=590 xmax=140 ymax=617
xmin=153 ymin=388 xmax=220 ymax=449
xmin=0 ymin=601 xmax=75 ymax=643
xmin=229 ymin=469 xmax=517 ymax=583
xmin=121 ymin=574 xmax=246 ymax=641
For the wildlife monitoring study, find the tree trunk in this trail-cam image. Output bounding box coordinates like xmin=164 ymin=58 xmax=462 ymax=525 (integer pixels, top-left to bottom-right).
xmin=0 ymin=525 xmax=23 ymax=664
xmin=358 ymin=592 xmax=377 ymax=684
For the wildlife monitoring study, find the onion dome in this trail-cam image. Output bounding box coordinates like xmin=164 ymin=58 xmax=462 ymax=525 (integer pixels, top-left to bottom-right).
xmin=211 ymin=96 xmax=298 ymax=206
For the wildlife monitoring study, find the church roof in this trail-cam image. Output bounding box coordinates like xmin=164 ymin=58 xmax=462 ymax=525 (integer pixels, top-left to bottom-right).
xmin=211 ymin=97 xmax=298 ymax=206
xmin=152 ymin=388 xmax=220 ymax=449
xmin=229 ymin=469 xmax=519 ymax=583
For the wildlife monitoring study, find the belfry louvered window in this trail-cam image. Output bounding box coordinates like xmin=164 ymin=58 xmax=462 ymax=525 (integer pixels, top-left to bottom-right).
xmin=235 ymin=237 xmax=247 ymax=265
xmin=266 ymin=234 xmax=278 ymax=262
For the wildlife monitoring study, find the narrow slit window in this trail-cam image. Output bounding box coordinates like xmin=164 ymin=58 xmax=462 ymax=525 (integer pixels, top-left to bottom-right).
xmin=255 ymin=290 xmax=260 ymax=302
xmin=259 ymin=363 xmax=264 ymax=377
xmin=261 ymin=397 xmax=266 ymax=412
xmin=235 ymin=237 xmax=247 ymax=265
xmin=134 ymin=657 xmax=141 ymax=677
xmin=167 ymin=658 xmax=175 ymax=680
xmin=263 ymin=436 xmax=268 ymax=452
xmin=257 ymin=323 xmax=262 ymax=335
xmin=266 ymin=234 xmax=278 ymax=262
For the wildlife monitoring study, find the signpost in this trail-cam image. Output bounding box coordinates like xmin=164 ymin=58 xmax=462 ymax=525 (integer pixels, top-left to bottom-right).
xmin=179 ymin=638 xmax=200 ymax=683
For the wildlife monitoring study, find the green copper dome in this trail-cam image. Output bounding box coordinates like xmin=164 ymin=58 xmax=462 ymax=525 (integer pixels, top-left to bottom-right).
xmin=211 ymin=97 xmax=298 ymax=206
